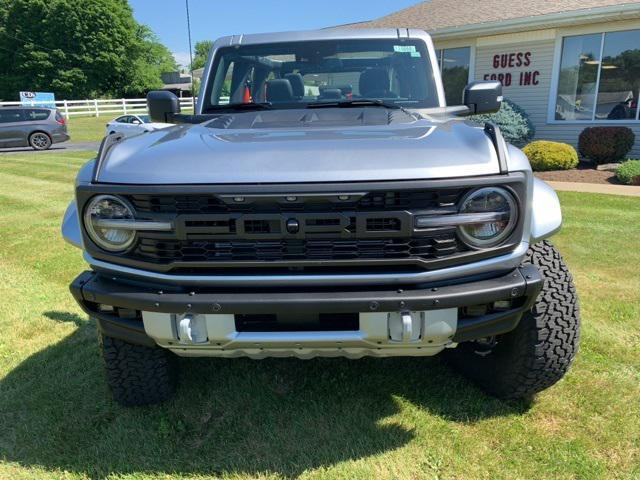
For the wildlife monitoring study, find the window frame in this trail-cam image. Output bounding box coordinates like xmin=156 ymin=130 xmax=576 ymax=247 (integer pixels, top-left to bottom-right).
xmin=202 ymin=39 xmax=443 ymax=112
xmin=548 ymin=26 xmax=640 ymax=124
xmin=435 ymin=46 xmax=475 ymax=106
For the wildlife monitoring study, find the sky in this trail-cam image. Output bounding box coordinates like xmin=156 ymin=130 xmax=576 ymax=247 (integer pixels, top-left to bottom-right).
xmin=129 ymin=0 xmax=422 ymax=68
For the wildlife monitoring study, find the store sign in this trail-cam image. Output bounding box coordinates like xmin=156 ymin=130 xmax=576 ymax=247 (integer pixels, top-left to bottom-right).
xmin=19 ymin=91 xmax=56 ymax=107
xmin=482 ymin=51 xmax=540 ymax=87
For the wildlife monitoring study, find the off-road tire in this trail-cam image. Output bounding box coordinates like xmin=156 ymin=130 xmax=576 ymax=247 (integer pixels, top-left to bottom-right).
xmin=445 ymin=241 xmax=580 ymax=400
xmin=100 ymin=335 xmax=178 ymax=406
xmin=29 ymin=131 xmax=52 ymax=150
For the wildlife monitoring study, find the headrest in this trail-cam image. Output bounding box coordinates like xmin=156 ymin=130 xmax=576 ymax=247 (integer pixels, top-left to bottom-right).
xmin=359 ymin=68 xmax=390 ymax=97
xmin=284 ymin=73 xmax=305 ymax=98
xmin=266 ymin=79 xmax=293 ymax=103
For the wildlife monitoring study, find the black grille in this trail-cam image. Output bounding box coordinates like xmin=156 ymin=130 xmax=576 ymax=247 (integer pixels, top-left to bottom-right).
xmin=127 ymin=189 xmax=462 ymax=214
xmin=135 ymin=235 xmax=458 ymax=263
xmin=366 ymin=217 xmax=401 ymax=232
xmin=103 ymin=187 xmax=489 ymax=269
xmin=84 ymin=180 xmax=525 ymax=273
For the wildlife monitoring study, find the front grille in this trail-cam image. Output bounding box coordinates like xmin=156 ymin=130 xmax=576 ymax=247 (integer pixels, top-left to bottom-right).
xmin=82 ymin=178 xmax=525 ymax=275
xmin=120 ymin=188 xmax=470 ymax=269
xmin=127 ymin=189 xmax=461 ymax=214
xmin=135 ymin=235 xmax=458 ymax=263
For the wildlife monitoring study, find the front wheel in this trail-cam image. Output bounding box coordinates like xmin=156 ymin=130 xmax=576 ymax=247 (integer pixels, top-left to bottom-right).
xmin=445 ymin=241 xmax=580 ymax=400
xmin=29 ymin=132 xmax=52 ymax=150
xmin=100 ymin=335 xmax=178 ymax=406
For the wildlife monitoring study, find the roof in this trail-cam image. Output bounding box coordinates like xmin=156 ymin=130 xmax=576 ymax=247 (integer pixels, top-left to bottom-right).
xmin=215 ymin=28 xmax=418 ymax=47
xmin=356 ymin=0 xmax=640 ymax=36
xmin=162 ymin=83 xmax=192 ymax=91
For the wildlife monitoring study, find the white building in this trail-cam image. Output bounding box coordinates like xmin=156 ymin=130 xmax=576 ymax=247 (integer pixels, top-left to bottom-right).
xmin=357 ymin=0 xmax=640 ymax=156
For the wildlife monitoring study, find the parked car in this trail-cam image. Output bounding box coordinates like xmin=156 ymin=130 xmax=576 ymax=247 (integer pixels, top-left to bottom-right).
xmin=63 ymin=29 xmax=580 ymax=406
xmin=0 ymin=107 xmax=69 ymax=150
xmin=105 ymin=114 xmax=171 ymax=138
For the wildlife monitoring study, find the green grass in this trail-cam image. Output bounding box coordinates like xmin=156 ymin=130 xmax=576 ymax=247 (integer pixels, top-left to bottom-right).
xmin=66 ymin=110 xmax=195 ymax=143
xmin=0 ymin=151 xmax=638 ymax=480
xmin=66 ymin=116 xmax=109 ymax=142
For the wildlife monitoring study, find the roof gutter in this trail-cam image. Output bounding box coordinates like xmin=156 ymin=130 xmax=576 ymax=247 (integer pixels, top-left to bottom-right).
xmin=430 ymin=3 xmax=640 ymax=40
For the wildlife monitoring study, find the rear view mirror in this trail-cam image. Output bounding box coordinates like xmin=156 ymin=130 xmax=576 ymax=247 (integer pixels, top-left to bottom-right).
xmin=147 ymin=91 xmax=181 ymax=123
xmin=463 ymin=81 xmax=502 ymax=115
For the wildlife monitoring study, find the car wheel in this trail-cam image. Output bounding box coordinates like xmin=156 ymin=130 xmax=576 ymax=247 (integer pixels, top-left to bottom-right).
xmin=445 ymin=241 xmax=580 ymax=400
xmin=29 ymin=132 xmax=52 ymax=150
xmin=100 ymin=335 xmax=178 ymax=406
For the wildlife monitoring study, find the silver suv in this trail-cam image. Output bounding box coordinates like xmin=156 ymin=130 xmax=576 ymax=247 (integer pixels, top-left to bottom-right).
xmin=63 ymin=29 xmax=579 ymax=406
xmin=0 ymin=106 xmax=69 ymax=150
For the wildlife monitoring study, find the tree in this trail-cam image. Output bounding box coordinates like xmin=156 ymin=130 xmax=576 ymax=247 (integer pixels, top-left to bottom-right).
xmin=123 ymin=25 xmax=178 ymax=96
xmin=0 ymin=0 xmax=176 ymax=99
xmin=192 ymin=40 xmax=213 ymax=70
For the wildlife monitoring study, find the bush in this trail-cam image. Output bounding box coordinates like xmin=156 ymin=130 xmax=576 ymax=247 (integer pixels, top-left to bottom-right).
xmin=470 ymin=99 xmax=535 ymax=148
xmin=616 ymin=160 xmax=640 ymax=185
xmin=578 ymin=127 xmax=635 ymax=164
xmin=523 ymin=141 xmax=579 ymax=171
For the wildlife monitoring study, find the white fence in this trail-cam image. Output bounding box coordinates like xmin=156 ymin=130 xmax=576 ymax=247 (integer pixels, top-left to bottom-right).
xmin=0 ymin=97 xmax=196 ymax=117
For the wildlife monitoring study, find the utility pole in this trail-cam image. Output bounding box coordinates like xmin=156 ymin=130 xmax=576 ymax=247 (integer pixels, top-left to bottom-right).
xmin=185 ymin=0 xmax=195 ymax=97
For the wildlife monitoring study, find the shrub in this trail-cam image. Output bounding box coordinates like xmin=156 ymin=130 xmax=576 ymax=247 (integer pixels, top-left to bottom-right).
xmin=470 ymin=99 xmax=535 ymax=148
xmin=523 ymin=141 xmax=579 ymax=171
xmin=616 ymin=160 xmax=640 ymax=185
xmin=578 ymin=127 xmax=635 ymax=164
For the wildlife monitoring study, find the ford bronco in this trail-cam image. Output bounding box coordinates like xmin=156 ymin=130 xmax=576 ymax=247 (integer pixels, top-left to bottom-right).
xmin=62 ymin=29 xmax=579 ymax=406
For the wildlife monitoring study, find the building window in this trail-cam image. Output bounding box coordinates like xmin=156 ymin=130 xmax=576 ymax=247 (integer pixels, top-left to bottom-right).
xmin=555 ymin=29 xmax=640 ymax=121
xmin=437 ymin=47 xmax=471 ymax=105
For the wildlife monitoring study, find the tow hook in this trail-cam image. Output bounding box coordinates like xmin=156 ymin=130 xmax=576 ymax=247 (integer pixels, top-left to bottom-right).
xmin=177 ymin=314 xmax=208 ymax=344
xmin=388 ymin=311 xmax=422 ymax=343
xmin=401 ymin=312 xmax=413 ymax=342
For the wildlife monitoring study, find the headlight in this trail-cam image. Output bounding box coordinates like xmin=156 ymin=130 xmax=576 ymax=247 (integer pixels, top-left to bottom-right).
xmin=457 ymin=187 xmax=517 ymax=248
xmin=84 ymin=195 xmax=136 ymax=252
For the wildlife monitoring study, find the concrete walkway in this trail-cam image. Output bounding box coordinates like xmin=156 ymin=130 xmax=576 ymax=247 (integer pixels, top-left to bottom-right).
xmin=547 ymin=181 xmax=640 ymax=197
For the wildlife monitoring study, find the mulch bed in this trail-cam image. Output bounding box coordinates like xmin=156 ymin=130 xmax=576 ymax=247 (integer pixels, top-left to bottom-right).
xmin=534 ymin=162 xmax=621 ymax=185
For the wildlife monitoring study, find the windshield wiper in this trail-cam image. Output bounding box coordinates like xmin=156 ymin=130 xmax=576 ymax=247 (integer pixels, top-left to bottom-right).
xmin=209 ymin=102 xmax=273 ymax=111
xmin=307 ymin=99 xmax=402 ymax=110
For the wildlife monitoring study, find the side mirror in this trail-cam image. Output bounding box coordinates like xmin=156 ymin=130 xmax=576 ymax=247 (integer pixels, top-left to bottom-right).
xmin=147 ymin=90 xmax=181 ymax=123
xmin=463 ymin=81 xmax=502 ymax=115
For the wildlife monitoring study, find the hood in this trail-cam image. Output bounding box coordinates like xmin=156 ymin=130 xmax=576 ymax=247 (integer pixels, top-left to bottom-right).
xmin=95 ymin=110 xmax=500 ymax=184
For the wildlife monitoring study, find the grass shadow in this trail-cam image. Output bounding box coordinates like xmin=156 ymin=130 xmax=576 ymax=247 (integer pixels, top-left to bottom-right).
xmin=44 ymin=310 xmax=86 ymax=327
xmin=0 ymin=311 xmax=529 ymax=479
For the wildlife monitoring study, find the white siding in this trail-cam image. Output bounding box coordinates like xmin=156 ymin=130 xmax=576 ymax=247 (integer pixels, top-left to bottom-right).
xmin=473 ymin=38 xmax=640 ymax=157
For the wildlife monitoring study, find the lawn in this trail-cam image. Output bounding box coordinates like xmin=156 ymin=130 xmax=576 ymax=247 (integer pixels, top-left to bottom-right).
xmin=66 ymin=109 xmax=196 ymax=143
xmin=66 ymin=116 xmax=109 ymax=142
xmin=0 ymin=151 xmax=638 ymax=480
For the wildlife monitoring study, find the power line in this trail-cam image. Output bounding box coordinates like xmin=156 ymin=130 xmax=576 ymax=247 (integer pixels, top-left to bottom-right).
xmin=0 ymin=29 xmax=60 ymax=53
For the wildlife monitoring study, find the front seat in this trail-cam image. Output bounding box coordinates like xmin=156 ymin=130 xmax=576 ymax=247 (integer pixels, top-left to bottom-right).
xmin=266 ymin=79 xmax=294 ymax=103
xmin=359 ymin=68 xmax=396 ymax=98
xmin=284 ymin=73 xmax=305 ymax=99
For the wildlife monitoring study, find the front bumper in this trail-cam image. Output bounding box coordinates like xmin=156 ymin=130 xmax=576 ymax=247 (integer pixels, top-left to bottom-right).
xmin=70 ymin=264 xmax=542 ymax=358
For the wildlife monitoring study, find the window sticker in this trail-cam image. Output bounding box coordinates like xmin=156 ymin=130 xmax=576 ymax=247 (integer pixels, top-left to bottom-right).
xmin=411 ymin=51 xmax=421 ymax=57
xmin=393 ymin=45 xmax=417 ymax=53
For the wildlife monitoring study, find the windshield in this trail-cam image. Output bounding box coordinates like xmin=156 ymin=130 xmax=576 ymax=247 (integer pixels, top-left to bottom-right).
xmin=203 ymin=39 xmax=440 ymax=112
xmin=138 ymin=115 xmax=150 ymax=123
